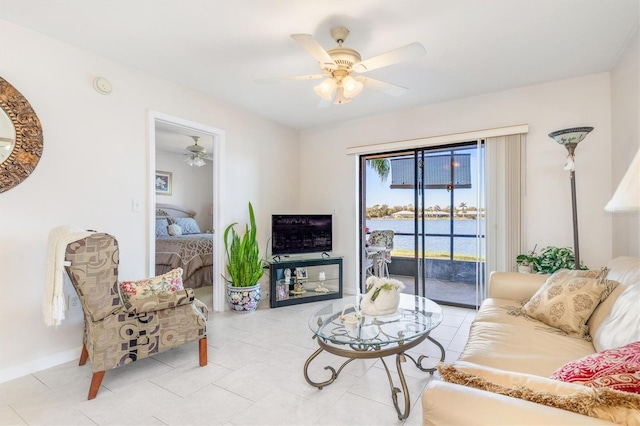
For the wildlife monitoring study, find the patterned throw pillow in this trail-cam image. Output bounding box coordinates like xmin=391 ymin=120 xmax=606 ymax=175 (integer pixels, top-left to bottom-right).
xmin=522 ymin=268 xmax=618 ymax=339
xmin=171 ymin=217 xmax=201 ymax=234
xmin=167 ymin=223 xmax=182 ymax=236
xmin=551 ymin=341 xmax=640 ymax=394
xmin=155 ymin=218 xmax=170 ymax=237
xmin=120 ymin=268 xmax=184 ymax=303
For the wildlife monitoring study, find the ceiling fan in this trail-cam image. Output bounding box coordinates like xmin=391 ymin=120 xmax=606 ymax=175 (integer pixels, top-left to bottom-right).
xmin=184 ymin=136 xmax=212 ymax=167
xmin=257 ymin=27 xmax=426 ymax=106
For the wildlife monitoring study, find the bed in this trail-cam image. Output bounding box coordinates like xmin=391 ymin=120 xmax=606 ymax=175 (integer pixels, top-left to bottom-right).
xmin=155 ymin=203 xmax=213 ymax=289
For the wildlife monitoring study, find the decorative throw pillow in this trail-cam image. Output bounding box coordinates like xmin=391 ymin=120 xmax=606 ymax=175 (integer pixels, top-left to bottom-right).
xmin=521 ymin=268 xmax=618 ymax=339
xmin=438 ymin=361 xmax=640 ymax=424
xmin=119 ymin=268 xmax=184 ymax=303
xmin=155 ymin=218 xmax=170 ymax=237
xmin=171 ymin=217 xmax=201 ymax=234
xmin=551 ymin=341 xmax=640 ymax=394
xmin=167 ymin=223 xmax=182 ymax=236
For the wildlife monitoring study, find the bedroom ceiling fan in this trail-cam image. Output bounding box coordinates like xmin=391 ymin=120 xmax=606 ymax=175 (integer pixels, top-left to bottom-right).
xmin=257 ymin=27 xmax=426 ymax=107
xmin=184 ymin=136 xmax=212 ymax=167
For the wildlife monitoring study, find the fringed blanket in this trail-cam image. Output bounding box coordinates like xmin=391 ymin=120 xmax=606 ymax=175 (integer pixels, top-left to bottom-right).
xmin=43 ymin=226 xmax=94 ymax=327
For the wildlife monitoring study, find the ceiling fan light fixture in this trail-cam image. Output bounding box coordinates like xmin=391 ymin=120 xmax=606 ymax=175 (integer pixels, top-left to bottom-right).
xmin=334 ymin=86 xmax=352 ymax=105
xmin=314 ymin=78 xmax=336 ymax=100
xmin=342 ymin=75 xmax=363 ymax=99
xmin=194 ymin=156 xmax=206 ymax=167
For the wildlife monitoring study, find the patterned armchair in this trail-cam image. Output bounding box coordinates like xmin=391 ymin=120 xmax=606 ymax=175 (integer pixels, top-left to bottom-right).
xmin=64 ymin=233 xmax=208 ymax=400
xmin=367 ymin=230 xmax=395 ymax=277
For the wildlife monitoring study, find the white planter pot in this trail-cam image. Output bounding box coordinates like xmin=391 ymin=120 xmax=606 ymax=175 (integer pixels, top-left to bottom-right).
xmin=227 ymin=283 xmax=261 ymax=313
xmin=517 ymin=265 xmax=532 ymax=274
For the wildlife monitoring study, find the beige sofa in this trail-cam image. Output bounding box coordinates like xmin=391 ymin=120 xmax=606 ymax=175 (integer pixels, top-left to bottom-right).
xmin=422 ymin=256 xmax=640 ymax=425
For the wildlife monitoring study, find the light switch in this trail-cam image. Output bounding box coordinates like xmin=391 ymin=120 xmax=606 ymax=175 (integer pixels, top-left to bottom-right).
xmin=132 ymin=199 xmax=142 ymax=212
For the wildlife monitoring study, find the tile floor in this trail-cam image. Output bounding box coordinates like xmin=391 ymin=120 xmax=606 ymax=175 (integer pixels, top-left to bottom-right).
xmin=0 ymin=290 xmax=475 ymax=426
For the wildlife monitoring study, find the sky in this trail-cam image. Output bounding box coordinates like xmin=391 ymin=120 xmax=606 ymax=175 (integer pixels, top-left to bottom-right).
xmin=365 ymin=148 xmax=482 ymax=210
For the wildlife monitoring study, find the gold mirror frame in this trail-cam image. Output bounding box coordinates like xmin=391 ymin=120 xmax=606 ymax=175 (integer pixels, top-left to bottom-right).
xmin=0 ymin=76 xmax=44 ymax=194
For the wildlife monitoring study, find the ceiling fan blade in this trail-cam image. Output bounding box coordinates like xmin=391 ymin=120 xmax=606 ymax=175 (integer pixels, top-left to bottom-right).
xmin=352 ymin=42 xmax=426 ymax=73
xmin=255 ymin=74 xmax=325 ymax=84
xmin=291 ymin=34 xmax=337 ymax=69
xmin=359 ymin=77 xmax=408 ymax=97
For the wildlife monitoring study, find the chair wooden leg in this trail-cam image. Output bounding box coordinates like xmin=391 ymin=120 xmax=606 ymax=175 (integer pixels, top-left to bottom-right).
xmin=79 ymin=344 xmax=89 ymax=366
xmin=199 ymin=337 xmax=208 ymax=366
xmin=87 ymin=371 xmax=105 ymax=400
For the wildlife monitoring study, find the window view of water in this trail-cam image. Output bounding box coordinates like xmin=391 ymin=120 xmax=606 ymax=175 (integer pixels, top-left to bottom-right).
xmin=367 ymin=218 xmax=485 ymax=258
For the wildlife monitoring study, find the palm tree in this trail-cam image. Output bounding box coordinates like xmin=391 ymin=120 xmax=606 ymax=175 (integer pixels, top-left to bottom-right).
xmin=368 ymin=159 xmax=390 ymax=182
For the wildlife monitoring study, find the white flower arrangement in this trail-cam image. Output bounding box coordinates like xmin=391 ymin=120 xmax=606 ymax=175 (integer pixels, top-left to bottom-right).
xmin=365 ymin=276 xmax=405 ymax=301
xmin=362 ymin=276 xmax=405 ymax=316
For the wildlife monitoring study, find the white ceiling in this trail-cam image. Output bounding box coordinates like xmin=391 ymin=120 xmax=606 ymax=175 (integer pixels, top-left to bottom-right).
xmin=2 ymin=1 xmax=638 ymax=131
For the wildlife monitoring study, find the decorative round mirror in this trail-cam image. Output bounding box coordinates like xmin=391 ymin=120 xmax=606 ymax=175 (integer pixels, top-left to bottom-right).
xmin=0 ymin=77 xmax=44 ymax=193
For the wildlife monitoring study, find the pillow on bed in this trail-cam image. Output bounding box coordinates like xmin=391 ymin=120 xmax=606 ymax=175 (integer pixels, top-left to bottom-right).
xmin=167 ymin=223 xmax=182 ymax=236
xmin=119 ymin=268 xmax=184 ymax=303
xmin=171 ymin=217 xmax=201 ymax=234
xmin=155 ymin=218 xmax=170 ymax=237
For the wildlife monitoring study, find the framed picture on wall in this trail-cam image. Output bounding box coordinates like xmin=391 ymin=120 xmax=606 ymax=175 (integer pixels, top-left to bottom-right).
xmin=155 ymin=171 xmax=172 ymax=195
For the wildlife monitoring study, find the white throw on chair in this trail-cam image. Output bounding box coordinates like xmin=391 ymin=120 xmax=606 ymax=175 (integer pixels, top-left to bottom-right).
xmin=367 ymin=230 xmax=394 ymax=278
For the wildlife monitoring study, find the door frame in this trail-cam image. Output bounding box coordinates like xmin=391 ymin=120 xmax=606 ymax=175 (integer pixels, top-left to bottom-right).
xmin=359 ymin=142 xmax=485 ymax=308
xmin=147 ymin=110 xmax=227 ymax=312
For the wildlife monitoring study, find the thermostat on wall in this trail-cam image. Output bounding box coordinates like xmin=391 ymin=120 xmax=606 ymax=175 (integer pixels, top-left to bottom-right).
xmin=93 ymin=76 xmax=112 ymax=95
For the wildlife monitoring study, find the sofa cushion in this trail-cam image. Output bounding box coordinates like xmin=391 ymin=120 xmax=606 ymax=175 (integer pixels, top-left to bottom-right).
xmin=119 ymin=268 xmax=184 ymax=303
xmin=590 ymin=257 xmax=640 ymax=352
xmin=521 ymin=268 xmax=617 ymax=339
xmin=551 ymin=341 xmax=640 ymax=394
xmin=439 ymin=361 xmax=640 ymax=425
xmin=460 ymin=320 xmax=596 ymax=377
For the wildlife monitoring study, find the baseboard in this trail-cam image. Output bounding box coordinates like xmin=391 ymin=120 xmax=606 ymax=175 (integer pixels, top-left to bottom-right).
xmin=0 ymin=346 xmax=82 ymax=384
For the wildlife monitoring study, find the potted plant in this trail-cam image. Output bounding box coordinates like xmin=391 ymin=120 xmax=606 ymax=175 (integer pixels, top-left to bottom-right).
xmin=516 ymin=246 xmax=539 ymax=273
xmin=536 ymin=246 xmax=587 ymax=274
xmin=223 ymin=202 xmax=265 ymax=313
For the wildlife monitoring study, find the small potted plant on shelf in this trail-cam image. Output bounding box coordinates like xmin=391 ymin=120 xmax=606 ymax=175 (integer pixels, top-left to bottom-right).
xmin=536 ymin=246 xmax=587 ymax=274
xmin=223 ymin=202 xmax=265 ymax=313
xmin=516 ymin=245 xmax=539 ymax=273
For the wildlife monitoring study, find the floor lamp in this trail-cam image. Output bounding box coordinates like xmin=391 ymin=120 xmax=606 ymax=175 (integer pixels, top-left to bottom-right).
xmin=548 ymin=127 xmax=594 ymax=270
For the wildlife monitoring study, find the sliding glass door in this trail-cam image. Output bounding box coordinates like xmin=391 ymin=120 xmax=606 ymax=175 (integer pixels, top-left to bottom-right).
xmin=360 ymin=141 xmax=485 ymax=308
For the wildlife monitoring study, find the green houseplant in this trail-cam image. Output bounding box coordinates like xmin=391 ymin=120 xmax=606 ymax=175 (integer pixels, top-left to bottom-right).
xmin=223 ymin=202 xmax=265 ymax=313
xmin=536 ymin=246 xmax=587 ymax=274
xmin=516 ymin=246 xmax=539 ymax=273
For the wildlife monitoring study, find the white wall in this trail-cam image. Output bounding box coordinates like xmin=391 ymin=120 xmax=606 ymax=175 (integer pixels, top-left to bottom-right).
xmin=300 ymin=73 xmax=616 ymax=293
xmin=0 ymin=21 xmax=299 ymax=382
xmin=156 ymin=151 xmax=214 ymax=232
xmin=610 ymin=28 xmax=640 ymax=257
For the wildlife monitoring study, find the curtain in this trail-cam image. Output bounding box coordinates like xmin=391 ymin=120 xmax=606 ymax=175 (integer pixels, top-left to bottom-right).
xmin=485 ymin=134 xmax=525 ymax=276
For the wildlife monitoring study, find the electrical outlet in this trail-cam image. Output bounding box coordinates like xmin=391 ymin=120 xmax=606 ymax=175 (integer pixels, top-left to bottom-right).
xmin=68 ymin=295 xmax=81 ymax=310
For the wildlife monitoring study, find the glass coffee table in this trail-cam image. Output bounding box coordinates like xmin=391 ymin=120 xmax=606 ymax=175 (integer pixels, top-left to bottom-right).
xmin=304 ymin=293 xmax=444 ymax=420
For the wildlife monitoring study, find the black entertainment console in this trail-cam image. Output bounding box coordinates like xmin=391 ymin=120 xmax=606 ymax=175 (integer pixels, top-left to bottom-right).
xmin=268 ymin=256 xmax=343 ymax=308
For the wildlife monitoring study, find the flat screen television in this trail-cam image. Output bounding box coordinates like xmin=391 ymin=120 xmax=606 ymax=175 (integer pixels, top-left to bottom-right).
xmin=271 ymin=214 xmax=332 ymax=256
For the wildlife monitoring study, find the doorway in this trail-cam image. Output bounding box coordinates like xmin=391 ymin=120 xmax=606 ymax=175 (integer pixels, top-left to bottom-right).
xmin=148 ymin=111 xmax=226 ymax=312
xmin=360 ymin=141 xmax=485 ymax=308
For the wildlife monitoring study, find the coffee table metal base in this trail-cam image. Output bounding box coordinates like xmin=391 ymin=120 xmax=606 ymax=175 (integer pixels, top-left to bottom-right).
xmin=303 ymin=334 xmax=445 ymax=420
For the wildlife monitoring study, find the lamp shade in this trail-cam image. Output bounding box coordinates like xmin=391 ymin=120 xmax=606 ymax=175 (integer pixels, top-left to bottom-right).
xmin=605 ymin=149 xmax=640 ymax=214
xmin=548 ymin=127 xmax=594 ymax=146
xmin=314 ymin=78 xmax=336 ymax=100
xmin=342 ymin=76 xmax=363 ymax=99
